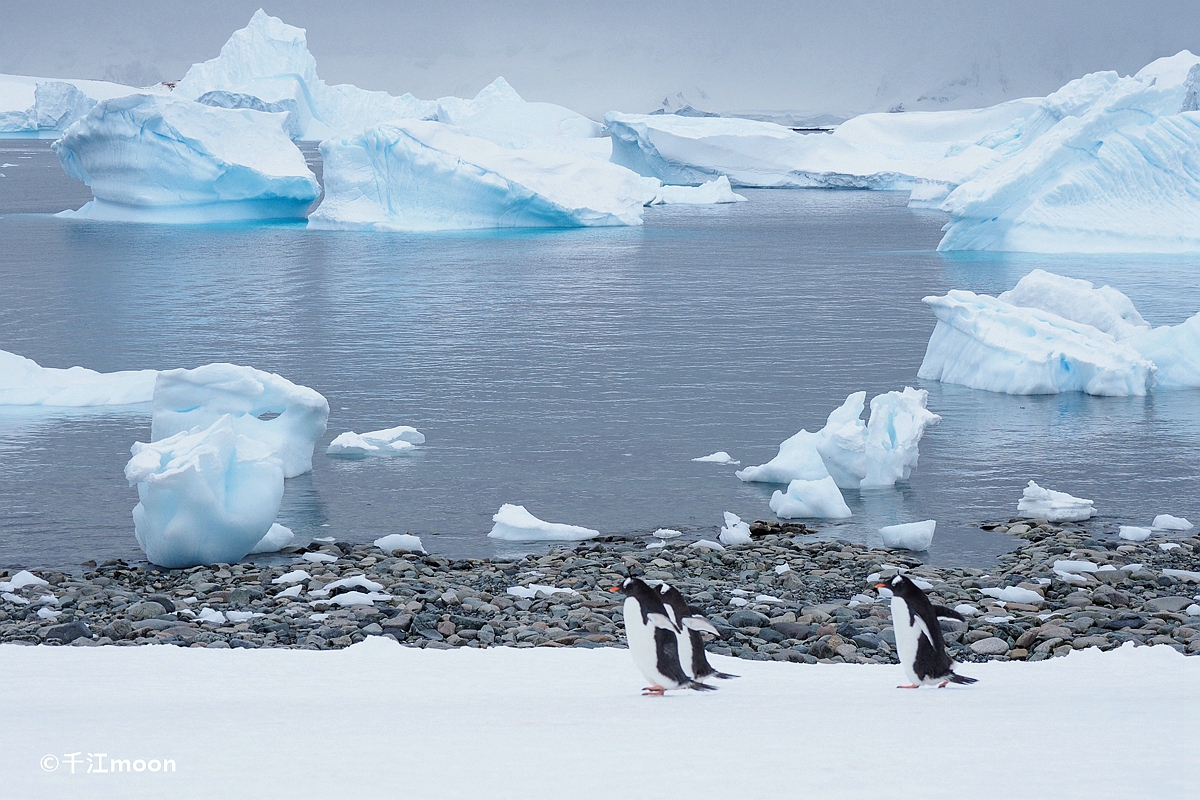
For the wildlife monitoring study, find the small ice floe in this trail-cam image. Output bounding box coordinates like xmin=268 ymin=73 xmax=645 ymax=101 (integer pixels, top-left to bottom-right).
xmin=309 ymin=576 xmax=384 ymax=597
xmin=374 ymin=533 xmax=426 ymax=555
xmin=275 ymin=584 xmax=303 ymax=598
xmin=653 ymin=528 xmax=683 ymax=539
xmin=303 ymin=552 xmax=338 ymax=563
xmin=36 ymin=607 xmax=60 ymax=620
xmin=692 ymin=451 xmax=740 ymax=465
xmin=312 ymin=591 xmax=392 ymax=607
xmin=226 ymin=611 xmax=263 ymax=623
xmin=487 ymin=504 xmax=599 ymax=542
xmin=2 ymin=593 xmax=29 ymax=605
xmin=689 ymin=539 xmax=726 ymax=551
xmin=981 ymin=586 xmax=1043 ymax=604
xmin=1186 ymin=604 xmax=1200 ymax=616
xmin=0 ymin=571 xmax=49 ymax=592
xmin=775 ymin=564 xmax=792 ymax=574
xmin=1161 ymin=543 xmax=1183 ymax=552
xmin=954 ymin=604 xmax=980 ymax=616
xmin=1163 ymin=569 xmax=1200 ymax=583
xmin=769 ymin=477 xmax=852 ymax=520
xmin=197 ymin=608 xmax=226 ymax=625
xmin=719 ymin=512 xmax=752 ymax=546
xmin=313 ymin=536 xmax=337 ymax=543
xmin=249 ymin=523 xmax=294 ymax=554
xmin=984 ymin=615 xmax=1015 ymax=623
xmin=1119 ymin=526 xmax=1152 ymax=542
xmin=1054 ymin=560 xmax=1099 ymax=574
xmin=729 ymin=597 xmax=749 ymax=607
xmin=1017 ymin=481 xmax=1095 ymax=522
xmin=879 ymin=520 xmax=936 ymax=551
xmin=325 ymin=425 xmax=425 ymax=457
xmin=755 ymin=594 xmax=785 ymax=605
xmin=645 ymin=541 xmax=666 ymax=550
xmin=648 ymin=176 xmax=747 ymax=205
xmin=506 ymin=584 xmax=578 ymax=599
xmin=309 ymin=613 xmax=330 ymax=621
xmin=272 ymin=569 xmax=311 ymax=585
xmin=1152 ymin=514 xmax=1194 ymax=531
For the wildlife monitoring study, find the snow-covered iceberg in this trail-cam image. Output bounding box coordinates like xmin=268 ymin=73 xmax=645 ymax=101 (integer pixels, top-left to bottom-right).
xmin=326 ymin=425 xmax=425 ymax=457
xmin=0 ymin=349 xmax=156 ymax=406
xmin=1016 ymin=481 xmax=1096 ymax=522
xmin=308 ymin=120 xmax=652 ymax=231
xmin=151 ymin=363 xmax=329 ymax=478
xmin=125 ymin=415 xmax=285 ymax=568
xmin=0 ymin=73 xmax=140 ymax=136
xmin=879 ymin=520 xmax=936 ymax=551
xmin=487 ymin=504 xmax=599 ymax=542
xmin=174 ymin=9 xmax=437 ymax=140
xmin=768 ymin=477 xmax=853 ymax=520
xmin=53 ymin=93 xmax=320 ymax=223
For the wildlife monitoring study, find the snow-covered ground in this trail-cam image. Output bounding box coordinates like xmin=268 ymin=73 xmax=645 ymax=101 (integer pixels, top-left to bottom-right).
xmin=2 ymin=638 xmax=1196 ymax=799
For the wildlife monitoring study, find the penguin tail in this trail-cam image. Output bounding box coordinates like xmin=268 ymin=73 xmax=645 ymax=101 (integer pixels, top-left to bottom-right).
xmin=687 ymin=680 xmax=718 ymax=692
xmin=711 ymin=670 xmax=740 ymax=680
xmin=947 ymin=672 xmax=977 ymax=685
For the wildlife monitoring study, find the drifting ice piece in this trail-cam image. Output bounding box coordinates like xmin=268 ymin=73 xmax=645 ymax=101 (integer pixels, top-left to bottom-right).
xmin=1152 ymin=514 xmax=1194 ymax=531
xmin=1016 ymin=481 xmax=1096 ymax=522
xmin=879 ymin=520 xmax=936 ymax=551
xmin=692 ymin=451 xmax=739 ymax=465
xmin=326 ymin=426 xmax=425 ymax=457
xmin=249 ymin=523 xmax=294 ymax=554
xmin=648 ymin=177 xmax=747 ymax=205
xmin=374 ymin=533 xmax=427 ymax=554
xmin=151 ymin=363 xmax=329 ymax=478
xmin=53 ymin=94 xmax=320 ymax=223
xmin=0 ymin=349 xmax=156 ymax=406
xmin=718 ymin=512 xmax=752 ymax=546
xmin=308 ymin=120 xmax=651 ymax=231
xmin=1119 ymin=526 xmax=1152 ymax=542
xmin=918 ymin=290 xmax=1155 ymax=396
xmin=125 ymin=415 xmax=285 ymax=568
xmin=487 ymin=504 xmax=599 ymax=542
xmin=770 ymin=477 xmax=853 ymax=520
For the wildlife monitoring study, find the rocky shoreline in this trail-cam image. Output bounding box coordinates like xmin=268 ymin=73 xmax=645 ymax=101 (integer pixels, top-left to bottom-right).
xmin=3 ymin=519 xmax=1199 ymax=667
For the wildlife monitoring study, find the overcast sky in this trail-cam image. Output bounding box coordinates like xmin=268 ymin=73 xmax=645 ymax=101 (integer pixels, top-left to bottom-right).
xmin=2 ymin=1 xmax=1197 ymax=119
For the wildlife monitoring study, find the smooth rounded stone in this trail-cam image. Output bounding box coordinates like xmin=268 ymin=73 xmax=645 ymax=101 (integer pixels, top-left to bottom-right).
xmin=1037 ymin=625 xmax=1072 ymax=640
xmin=126 ymin=601 xmax=167 ymax=620
xmin=360 ymin=623 xmax=383 ymax=636
xmin=852 ymin=633 xmax=880 ymax=649
xmin=145 ymin=594 xmax=177 ymax=613
xmin=132 ymin=619 xmax=176 ymax=632
xmin=206 ymin=640 xmax=231 ymax=649
xmin=771 ymin=621 xmax=811 ymax=640
xmin=1072 ymin=635 xmax=1110 ymax=650
xmin=1064 ymin=593 xmax=1093 ymax=608
xmin=969 ymin=637 xmax=1009 ymax=655
xmin=1146 ymin=596 xmax=1194 ymax=613
xmin=758 ymin=628 xmax=786 ymax=644
xmin=1103 ymin=616 xmax=1145 ymax=630
xmin=42 ymin=620 xmax=92 ymax=644
xmin=1008 ymin=648 xmax=1029 ymax=659
xmin=728 ymin=610 xmax=771 ymax=628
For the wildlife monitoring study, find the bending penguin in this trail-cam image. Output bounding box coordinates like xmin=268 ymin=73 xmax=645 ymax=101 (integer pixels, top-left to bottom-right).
xmin=658 ymin=583 xmax=739 ymax=681
xmin=878 ymin=574 xmax=977 ymax=689
xmin=616 ymin=578 xmax=717 ymax=695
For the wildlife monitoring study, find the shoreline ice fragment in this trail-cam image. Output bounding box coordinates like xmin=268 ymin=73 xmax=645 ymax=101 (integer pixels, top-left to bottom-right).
xmin=1017 ymin=481 xmax=1096 ymax=522
xmin=879 ymin=520 xmax=936 ymax=551
xmin=487 ymin=504 xmax=599 ymax=542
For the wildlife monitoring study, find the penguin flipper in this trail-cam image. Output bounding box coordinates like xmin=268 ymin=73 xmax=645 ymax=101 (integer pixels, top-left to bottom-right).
xmin=932 ymin=605 xmax=966 ymax=622
xmin=947 ymin=672 xmax=978 ymax=685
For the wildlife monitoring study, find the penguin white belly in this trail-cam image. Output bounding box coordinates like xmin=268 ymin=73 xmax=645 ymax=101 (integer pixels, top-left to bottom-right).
xmin=624 ymin=597 xmax=673 ymax=686
xmin=890 ymin=595 xmax=926 ymax=686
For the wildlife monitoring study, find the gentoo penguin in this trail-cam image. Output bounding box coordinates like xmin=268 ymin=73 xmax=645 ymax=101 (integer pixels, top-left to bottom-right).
xmin=878 ymin=574 xmax=977 ymax=689
xmin=615 ymin=578 xmax=717 ymax=695
xmin=657 ymin=584 xmax=739 ymax=681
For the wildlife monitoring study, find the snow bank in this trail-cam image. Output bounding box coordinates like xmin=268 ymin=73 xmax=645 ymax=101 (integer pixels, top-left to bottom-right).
xmin=718 ymin=512 xmax=752 ymax=546
xmin=248 ymin=523 xmax=294 ymax=554
xmin=879 ymin=520 xmax=936 ymax=551
xmin=1017 ymin=481 xmax=1096 ymax=522
xmin=0 ymin=73 xmax=139 ymax=135
xmin=648 ymin=177 xmax=747 ymax=205
xmin=326 ymin=425 xmax=425 ymax=457
xmin=53 ymin=93 xmax=320 ymax=223
xmin=487 ymin=504 xmax=599 ymax=542
xmin=374 ymin=533 xmax=427 ymax=554
xmin=125 ymin=415 xmax=285 ymax=568
xmin=308 ymin=120 xmax=652 ymax=232
xmin=151 ymin=363 xmax=329 ymax=478
xmin=769 ymin=477 xmax=853 ymax=519
xmin=0 ymin=349 xmax=156 ymax=406
xmin=174 ymin=9 xmax=436 ymax=140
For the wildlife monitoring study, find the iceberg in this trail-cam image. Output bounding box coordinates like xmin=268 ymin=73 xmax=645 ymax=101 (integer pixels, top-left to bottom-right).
xmin=0 ymin=349 xmax=156 ymax=406
xmin=769 ymin=477 xmax=853 ymax=520
xmin=718 ymin=512 xmax=752 ymax=546
xmin=249 ymin=522 xmax=295 ymax=554
xmin=1127 ymin=313 xmax=1200 ymax=389
xmin=308 ymin=120 xmax=652 ymax=232
xmin=648 ymin=177 xmax=747 ymax=205
xmin=879 ymin=520 xmax=936 ymax=551
xmin=174 ymin=9 xmax=438 ymax=140
xmin=53 ymin=93 xmax=319 ymax=223
xmin=326 ymin=425 xmax=425 ymax=457
xmin=0 ymin=73 xmax=140 ymax=136
xmin=997 ymin=269 xmax=1150 ymax=340
xmin=125 ymin=415 xmax=285 ymax=568
xmin=487 ymin=504 xmax=599 ymax=542
xmin=151 ymin=363 xmax=329 ymax=479
xmin=1016 ymin=481 xmax=1096 ymax=522
xmin=692 ymin=451 xmax=739 ymax=465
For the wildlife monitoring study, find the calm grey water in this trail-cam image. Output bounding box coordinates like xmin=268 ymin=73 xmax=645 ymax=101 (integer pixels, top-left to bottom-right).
xmin=2 ymin=139 xmax=1198 ymax=571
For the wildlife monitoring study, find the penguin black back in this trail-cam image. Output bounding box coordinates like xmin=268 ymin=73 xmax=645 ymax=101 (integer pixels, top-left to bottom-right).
xmin=658 ymin=584 xmax=738 ymax=680
xmin=884 ymin=574 xmax=977 ymax=686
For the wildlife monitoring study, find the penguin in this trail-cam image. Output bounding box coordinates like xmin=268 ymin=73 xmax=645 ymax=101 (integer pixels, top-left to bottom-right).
xmin=657 ymin=583 xmax=739 ymax=681
xmin=877 ymin=574 xmax=977 ymax=689
xmin=615 ymin=578 xmax=717 ymax=695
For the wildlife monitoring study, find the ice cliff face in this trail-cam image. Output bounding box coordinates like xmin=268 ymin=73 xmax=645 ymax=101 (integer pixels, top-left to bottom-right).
xmin=52 ymin=93 xmax=320 ymax=223
xmin=0 ymin=74 xmax=141 ymax=135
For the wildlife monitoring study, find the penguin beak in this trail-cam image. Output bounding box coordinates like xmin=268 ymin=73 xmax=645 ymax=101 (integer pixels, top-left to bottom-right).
xmin=608 ymin=586 xmax=620 ymax=593
xmin=874 ymin=582 xmax=887 ymax=589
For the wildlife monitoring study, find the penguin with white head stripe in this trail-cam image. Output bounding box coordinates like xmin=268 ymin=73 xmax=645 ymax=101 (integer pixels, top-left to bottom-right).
xmin=878 ymin=574 xmax=977 ymax=689
xmin=615 ymin=578 xmax=717 ymax=695
xmin=657 ymin=583 xmax=739 ymax=681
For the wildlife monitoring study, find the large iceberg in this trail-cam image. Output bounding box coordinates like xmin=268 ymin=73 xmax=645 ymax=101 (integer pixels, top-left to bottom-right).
xmin=53 ymin=93 xmax=320 ymax=223
xmin=151 ymin=363 xmax=329 ymax=478
xmin=0 ymin=349 xmax=156 ymax=406
xmin=308 ymin=120 xmax=653 ymax=232
xmin=174 ymin=9 xmax=437 ymax=140
xmin=125 ymin=415 xmax=285 ymax=568
xmin=0 ymin=73 xmax=140 ymax=136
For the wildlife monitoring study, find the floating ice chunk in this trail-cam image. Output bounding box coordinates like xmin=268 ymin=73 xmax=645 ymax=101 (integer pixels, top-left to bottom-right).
xmin=1119 ymin=526 xmax=1153 ymax=542
xmin=998 ymin=269 xmax=1151 ymax=340
xmin=1152 ymin=514 xmax=1194 ymax=531
xmin=648 ymin=177 xmax=747 ymax=205
xmin=275 ymin=584 xmax=303 ymax=598
xmin=1163 ymin=569 xmax=1200 ymax=582
xmin=653 ymin=528 xmax=683 ymax=539
xmin=718 ymin=512 xmax=752 ymax=546
xmin=0 ymin=571 xmax=49 ymax=592
xmin=645 ymin=541 xmax=666 ymax=550
xmin=248 ymin=523 xmax=294 ymax=554
xmin=918 ymin=291 xmax=1155 ymax=396
xmin=1017 ymin=481 xmax=1096 ymax=522
xmin=309 ymin=576 xmax=384 ymax=597
xmin=303 ymin=552 xmax=337 ymax=563
xmin=688 ymin=539 xmax=726 ymax=552
xmin=125 ymin=415 xmax=285 ymax=569
xmin=879 ymin=520 xmax=936 ymax=551
xmin=197 ymin=608 xmax=226 ymax=625
xmin=0 ymin=349 xmax=156 ymax=407
xmin=151 ymin=363 xmax=329 ymax=479
xmin=981 ymin=586 xmax=1044 ymax=604
xmin=326 ymin=426 xmax=425 ymax=457
xmin=954 ymin=604 xmax=980 ymax=616
xmin=374 ymin=533 xmax=427 ymax=555
xmin=769 ymin=477 xmax=853 ymax=520
xmin=487 ymin=504 xmax=599 ymax=542
xmin=308 ymin=120 xmax=653 ymax=232
xmin=506 ymin=584 xmax=578 ymax=599
xmin=271 ymin=569 xmax=310 ymax=585
xmin=737 ymin=428 xmax=830 ymax=485
xmin=53 ymin=94 xmax=320 ymax=223
xmin=692 ymin=451 xmax=740 ymax=465
xmin=1128 ymin=313 xmax=1200 ymax=389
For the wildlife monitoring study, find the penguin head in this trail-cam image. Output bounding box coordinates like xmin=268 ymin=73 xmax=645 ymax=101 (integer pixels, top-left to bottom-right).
xmin=877 ymin=574 xmax=921 ymax=599
xmin=616 ymin=577 xmax=655 ymax=600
